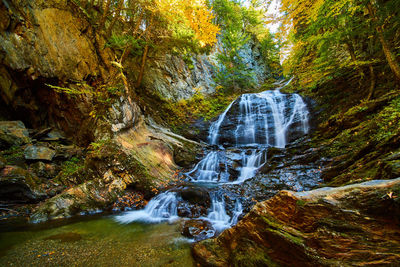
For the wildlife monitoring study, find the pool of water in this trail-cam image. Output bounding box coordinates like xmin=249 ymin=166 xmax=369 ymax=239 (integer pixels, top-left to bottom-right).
xmin=0 ymin=214 xmax=194 ymax=266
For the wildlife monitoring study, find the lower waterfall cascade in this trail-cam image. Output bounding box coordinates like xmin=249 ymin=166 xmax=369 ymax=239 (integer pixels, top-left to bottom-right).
xmin=115 ymin=81 xmax=315 ymax=238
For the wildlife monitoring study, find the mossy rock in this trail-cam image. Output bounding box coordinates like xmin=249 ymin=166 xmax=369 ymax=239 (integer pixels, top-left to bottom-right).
xmin=0 ymin=165 xmax=44 ymax=201
xmin=0 ymin=121 xmax=30 ymax=149
xmin=231 ymin=238 xmax=279 ymax=267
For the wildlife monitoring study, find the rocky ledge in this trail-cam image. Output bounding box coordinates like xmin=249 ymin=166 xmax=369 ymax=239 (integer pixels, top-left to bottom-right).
xmin=192 ymin=178 xmax=400 ymax=266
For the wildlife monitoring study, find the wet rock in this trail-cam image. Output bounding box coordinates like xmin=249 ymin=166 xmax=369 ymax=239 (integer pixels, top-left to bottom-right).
xmin=181 ymin=219 xmax=215 ymax=241
xmin=0 ymin=121 xmax=30 ymax=149
xmin=180 ymin=118 xmax=210 ymax=143
xmin=177 ymin=202 xmax=208 ymax=218
xmin=227 ymin=168 xmax=240 ymax=180
xmin=0 ymin=165 xmax=44 ymax=201
xmin=266 ymin=146 xmax=285 ymax=159
xmin=24 ymin=145 xmax=56 ymax=161
xmin=178 ymin=186 xmax=211 ymax=208
xmin=30 ymin=175 xmax=133 ymax=223
xmin=31 ymin=127 xmax=52 ymax=140
xmin=193 ymin=178 xmax=400 ymax=266
xmin=173 ymin=141 xmax=203 ymax=168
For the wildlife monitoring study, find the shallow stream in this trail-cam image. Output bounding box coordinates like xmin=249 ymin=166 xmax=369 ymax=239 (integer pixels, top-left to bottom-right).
xmin=0 ymin=215 xmax=193 ymax=266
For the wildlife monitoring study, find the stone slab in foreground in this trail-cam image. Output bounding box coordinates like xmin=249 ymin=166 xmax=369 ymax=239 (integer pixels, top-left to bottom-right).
xmin=193 ymin=178 xmax=400 ymax=266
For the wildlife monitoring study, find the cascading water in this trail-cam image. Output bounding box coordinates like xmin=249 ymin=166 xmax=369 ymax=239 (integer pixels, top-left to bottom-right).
xmin=230 ymin=200 xmax=243 ymax=225
xmin=236 ymin=150 xmax=266 ymax=183
xmin=115 ymin=81 xmax=310 ymax=239
xmin=189 ymin=87 xmax=309 ymax=184
xmin=185 ymin=151 xmax=229 ymax=182
xmin=208 ymin=101 xmax=235 ymax=146
xmin=115 ymin=192 xmax=178 ymax=224
xmin=205 ymin=192 xmax=232 ymax=232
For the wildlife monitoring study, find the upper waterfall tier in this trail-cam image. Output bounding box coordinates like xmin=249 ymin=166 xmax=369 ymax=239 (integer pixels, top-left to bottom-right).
xmin=208 ymin=90 xmax=309 ymax=148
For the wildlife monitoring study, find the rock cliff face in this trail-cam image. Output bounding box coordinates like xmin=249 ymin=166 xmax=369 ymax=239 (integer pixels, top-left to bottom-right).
xmin=141 ymin=54 xmax=216 ymax=101
xmin=193 ymin=178 xmax=400 ymax=266
xmin=0 ymin=0 xmax=206 ymax=221
xmin=0 ymin=2 xmax=110 ymax=82
xmin=0 ymin=0 xmax=113 ymax=144
xmin=139 ymin=37 xmax=269 ymax=101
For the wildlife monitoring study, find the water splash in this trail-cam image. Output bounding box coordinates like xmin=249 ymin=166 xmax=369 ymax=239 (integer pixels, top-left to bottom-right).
xmin=115 ymin=192 xmax=178 ymax=224
xmin=235 ymin=150 xmax=266 ymax=183
xmin=206 ymin=193 xmax=231 ymax=232
xmin=186 ymin=151 xmax=229 ymax=182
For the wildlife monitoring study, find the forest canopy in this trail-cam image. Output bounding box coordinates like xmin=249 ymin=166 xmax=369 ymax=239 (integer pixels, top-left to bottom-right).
xmin=280 ymin=0 xmax=400 ymax=98
xmin=72 ymin=0 xmax=280 ymax=91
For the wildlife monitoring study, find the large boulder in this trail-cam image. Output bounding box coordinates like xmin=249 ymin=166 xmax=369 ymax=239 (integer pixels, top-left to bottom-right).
xmin=30 ymin=172 xmax=134 ymax=223
xmin=193 ymin=178 xmax=400 ymax=266
xmin=115 ymin=119 xmax=202 ymax=186
xmin=0 ymin=121 xmax=30 ymax=149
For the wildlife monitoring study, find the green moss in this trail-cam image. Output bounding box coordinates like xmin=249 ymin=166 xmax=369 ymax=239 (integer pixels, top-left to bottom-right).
xmin=231 ymin=238 xmax=279 ymax=267
xmin=261 ymin=216 xmax=304 ymax=246
xmin=374 ymin=97 xmax=400 ymax=143
xmin=1 ymin=145 xmax=25 ymax=165
xmin=296 ymin=200 xmax=307 ymax=207
xmin=137 ymin=85 xmax=242 ymax=134
xmin=56 ymin=156 xmax=85 ymax=185
xmin=61 ymin=157 xmax=84 ymax=176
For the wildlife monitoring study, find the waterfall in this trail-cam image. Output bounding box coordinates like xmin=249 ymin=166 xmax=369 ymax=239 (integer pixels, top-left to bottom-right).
xmin=115 ymin=80 xmax=310 ymax=238
xmin=206 ymin=193 xmax=231 ymax=232
xmin=191 ymin=87 xmax=309 ymax=184
xmin=208 ymin=101 xmax=235 ymax=145
xmin=186 ymin=151 xmax=222 ymax=182
xmin=115 ymin=192 xmax=178 ymax=224
xmin=235 ymin=150 xmax=266 ymax=183
xmin=230 ymin=199 xmax=243 ymax=225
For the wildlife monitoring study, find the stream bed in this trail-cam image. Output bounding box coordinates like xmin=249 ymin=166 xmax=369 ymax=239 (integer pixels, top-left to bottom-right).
xmin=0 ymin=215 xmax=194 ymax=266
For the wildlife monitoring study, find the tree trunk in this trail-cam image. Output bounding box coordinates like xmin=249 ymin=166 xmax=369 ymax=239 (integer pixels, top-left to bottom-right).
xmin=367 ymin=65 xmax=376 ymax=100
xmin=135 ymin=44 xmax=149 ymax=88
xmin=367 ymin=2 xmax=400 ymax=81
xmin=345 ymin=41 xmax=364 ymax=80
